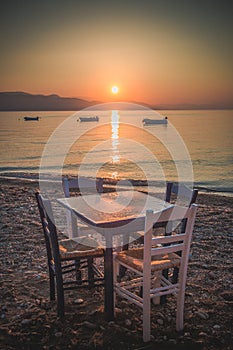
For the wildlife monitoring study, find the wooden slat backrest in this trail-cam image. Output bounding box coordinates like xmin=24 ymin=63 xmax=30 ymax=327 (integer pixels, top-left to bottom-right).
xmin=144 ymin=204 xmax=197 ymax=264
xmin=166 ymin=182 xmax=198 ymax=207
xmin=35 ymin=192 xmax=61 ymax=267
xmin=63 ymin=176 xmax=103 ymax=197
xmin=62 ymin=176 xmax=103 ymax=238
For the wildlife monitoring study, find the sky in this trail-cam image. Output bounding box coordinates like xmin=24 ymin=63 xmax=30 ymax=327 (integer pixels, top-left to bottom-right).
xmin=0 ymin=0 xmax=233 ymax=106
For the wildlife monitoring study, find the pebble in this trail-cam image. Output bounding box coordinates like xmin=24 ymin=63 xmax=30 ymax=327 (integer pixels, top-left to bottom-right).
xmin=21 ymin=319 xmax=31 ymax=326
xmin=184 ymin=332 xmax=191 ymax=337
xmin=209 ymin=272 xmax=215 ymax=279
xmin=88 ymin=309 xmax=98 ymax=316
xmin=157 ymin=318 xmax=164 ymax=325
xmin=83 ymin=321 xmax=96 ymax=330
xmin=54 ymin=332 xmax=63 ymax=337
xmin=199 ymin=332 xmax=207 ymax=337
xmin=125 ymin=319 xmax=132 ymax=326
xmin=213 ymin=324 xmax=221 ymax=330
xmin=114 ymin=307 xmax=122 ymax=314
xmin=74 ymin=298 xmax=84 ymax=305
xmin=120 ymin=300 xmax=129 ymax=307
xmin=196 ymin=311 xmax=209 ymax=320
xmin=220 ymin=291 xmax=233 ymax=301
xmin=156 ymin=312 xmax=165 ymax=319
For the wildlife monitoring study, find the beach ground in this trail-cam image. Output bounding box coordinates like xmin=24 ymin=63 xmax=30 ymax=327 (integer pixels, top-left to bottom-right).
xmin=0 ymin=178 xmax=232 ymax=350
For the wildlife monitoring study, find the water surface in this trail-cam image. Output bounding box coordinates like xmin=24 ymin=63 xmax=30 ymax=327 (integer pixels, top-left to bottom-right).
xmin=0 ymin=109 xmax=232 ymax=193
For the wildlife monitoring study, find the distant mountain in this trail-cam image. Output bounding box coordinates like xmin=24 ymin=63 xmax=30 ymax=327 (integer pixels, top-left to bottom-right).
xmin=0 ymin=92 xmax=100 ymax=111
xmin=0 ymin=91 xmax=232 ymax=111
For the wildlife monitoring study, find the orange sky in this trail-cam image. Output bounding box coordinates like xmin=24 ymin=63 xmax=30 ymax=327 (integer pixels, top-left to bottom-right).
xmin=0 ymin=1 xmax=233 ymax=106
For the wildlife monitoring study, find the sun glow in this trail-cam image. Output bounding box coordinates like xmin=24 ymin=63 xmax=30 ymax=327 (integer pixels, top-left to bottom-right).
xmin=111 ymin=86 xmax=119 ymax=94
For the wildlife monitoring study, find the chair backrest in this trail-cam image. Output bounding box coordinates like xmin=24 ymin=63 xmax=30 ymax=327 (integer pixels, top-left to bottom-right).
xmin=144 ymin=204 xmax=197 ymax=275
xmin=35 ymin=192 xmax=62 ymax=273
xmin=62 ymin=176 xmax=104 ymax=238
xmin=165 ymin=182 xmax=198 ymax=207
xmin=62 ymin=176 xmax=104 ymax=197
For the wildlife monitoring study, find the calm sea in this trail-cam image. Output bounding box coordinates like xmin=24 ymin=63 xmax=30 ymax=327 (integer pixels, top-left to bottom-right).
xmin=0 ymin=109 xmax=232 ymax=194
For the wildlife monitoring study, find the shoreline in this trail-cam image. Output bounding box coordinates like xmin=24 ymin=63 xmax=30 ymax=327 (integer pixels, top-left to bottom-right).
xmin=0 ymin=178 xmax=233 ymax=349
xmin=0 ymin=171 xmax=232 ymax=197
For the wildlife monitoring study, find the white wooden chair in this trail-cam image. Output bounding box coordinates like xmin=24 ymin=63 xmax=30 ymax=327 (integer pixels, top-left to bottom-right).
xmin=62 ymin=176 xmax=104 ymax=238
xmin=114 ymin=204 xmax=197 ymax=342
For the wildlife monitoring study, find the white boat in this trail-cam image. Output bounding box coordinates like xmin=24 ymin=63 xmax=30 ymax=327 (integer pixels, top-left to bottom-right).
xmin=78 ymin=116 xmax=99 ymax=122
xmin=143 ymin=117 xmax=168 ymax=125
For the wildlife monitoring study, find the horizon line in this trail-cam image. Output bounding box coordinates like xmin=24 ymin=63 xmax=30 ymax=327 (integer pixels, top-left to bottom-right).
xmin=0 ymin=90 xmax=232 ymax=110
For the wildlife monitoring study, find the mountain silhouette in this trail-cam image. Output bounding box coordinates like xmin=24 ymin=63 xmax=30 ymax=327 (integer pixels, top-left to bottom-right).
xmin=0 ymin=91 xmax=232 ymax=111
xmin=0 ymin=92 xmax=99 ymax=111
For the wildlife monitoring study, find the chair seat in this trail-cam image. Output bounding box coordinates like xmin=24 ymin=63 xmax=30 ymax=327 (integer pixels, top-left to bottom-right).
xmin=116 ymin=247 xmax=181 ymax=273
xmin=60 ymin=236 xmax=104 ymax=260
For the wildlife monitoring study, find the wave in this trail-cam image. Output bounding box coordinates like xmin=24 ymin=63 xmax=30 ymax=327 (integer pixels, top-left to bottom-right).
xmin=0 ymin=170 xmax=232 ymax=196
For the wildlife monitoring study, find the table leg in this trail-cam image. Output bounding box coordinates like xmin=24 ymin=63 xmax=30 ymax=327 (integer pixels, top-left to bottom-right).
xmin=104 ymin=246 xmax=114 ymax=321
xmin=119 ymin=233 xmax=130 ymax=278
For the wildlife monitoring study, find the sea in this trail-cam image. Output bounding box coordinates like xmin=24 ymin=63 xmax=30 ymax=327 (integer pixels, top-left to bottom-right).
xmin=0 ymin=108 xmax=232 ymax=195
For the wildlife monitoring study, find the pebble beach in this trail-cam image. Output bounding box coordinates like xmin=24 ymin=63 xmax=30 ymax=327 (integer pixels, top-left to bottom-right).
xmin=0 ymin=177 xmax=232 ymax=350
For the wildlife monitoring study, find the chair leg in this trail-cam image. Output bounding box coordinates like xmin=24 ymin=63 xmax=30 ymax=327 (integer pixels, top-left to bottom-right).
xmin=74 ymin=259 xmax=82 ymax=285
xmin=160 ymin=269 xmax=168 ymax=304
xmin=152 ymin=272 xmax=161 ymax=305
xmin=56 ymin=274 xmax=65 ymax=318
xmin=119 ymin=234 xmax=130 ymax=278
xmin=142 ymin=275 xmax=151 ymax=342
xmin=87 ymin=257 xmax=94 ymax=287
xmin=119 ymin=264 xmax=127 ymax=278
xmin=49 ymin=266 xmax=55 ymax=301
xmin=171 ymin=267 xmax=179 ymax=284
xmin=176 ymin=286 xmax=185 ymax=332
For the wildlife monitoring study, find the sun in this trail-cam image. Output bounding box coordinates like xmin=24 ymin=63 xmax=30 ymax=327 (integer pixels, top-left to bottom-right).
xmin=111 ymin=86 xmax=119 ymax=94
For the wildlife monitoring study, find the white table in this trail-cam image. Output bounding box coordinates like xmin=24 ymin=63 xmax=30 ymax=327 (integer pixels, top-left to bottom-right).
xmin=57 ymin=190 xmax=172 ymax=321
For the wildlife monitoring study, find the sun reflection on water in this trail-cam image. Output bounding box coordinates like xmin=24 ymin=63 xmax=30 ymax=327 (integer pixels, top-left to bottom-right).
xmin=111 ymin=110 xmax=120 ymax=164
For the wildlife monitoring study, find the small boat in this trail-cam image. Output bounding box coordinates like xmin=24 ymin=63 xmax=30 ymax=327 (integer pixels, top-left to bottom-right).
xmin=143 ymin=117 xmax=168 ymax=125
xmin=78 ymin=116 xmax=99 ymax=122
xmin=24 ymin=116 xmax=39 ymax=121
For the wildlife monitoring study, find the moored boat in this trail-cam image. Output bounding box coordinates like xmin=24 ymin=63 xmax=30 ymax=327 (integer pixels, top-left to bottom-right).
xmin=24 ymin=116 xmax=39 ymax=121
xmin=143 ymin=117 xmax=168 ymax=125
xmin=78 ymin=116 xmax=99 ymax=122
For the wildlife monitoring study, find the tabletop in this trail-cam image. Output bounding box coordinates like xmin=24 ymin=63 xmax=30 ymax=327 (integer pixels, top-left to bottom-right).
xmin=57 ymin=190 xmax=172 ymax=229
